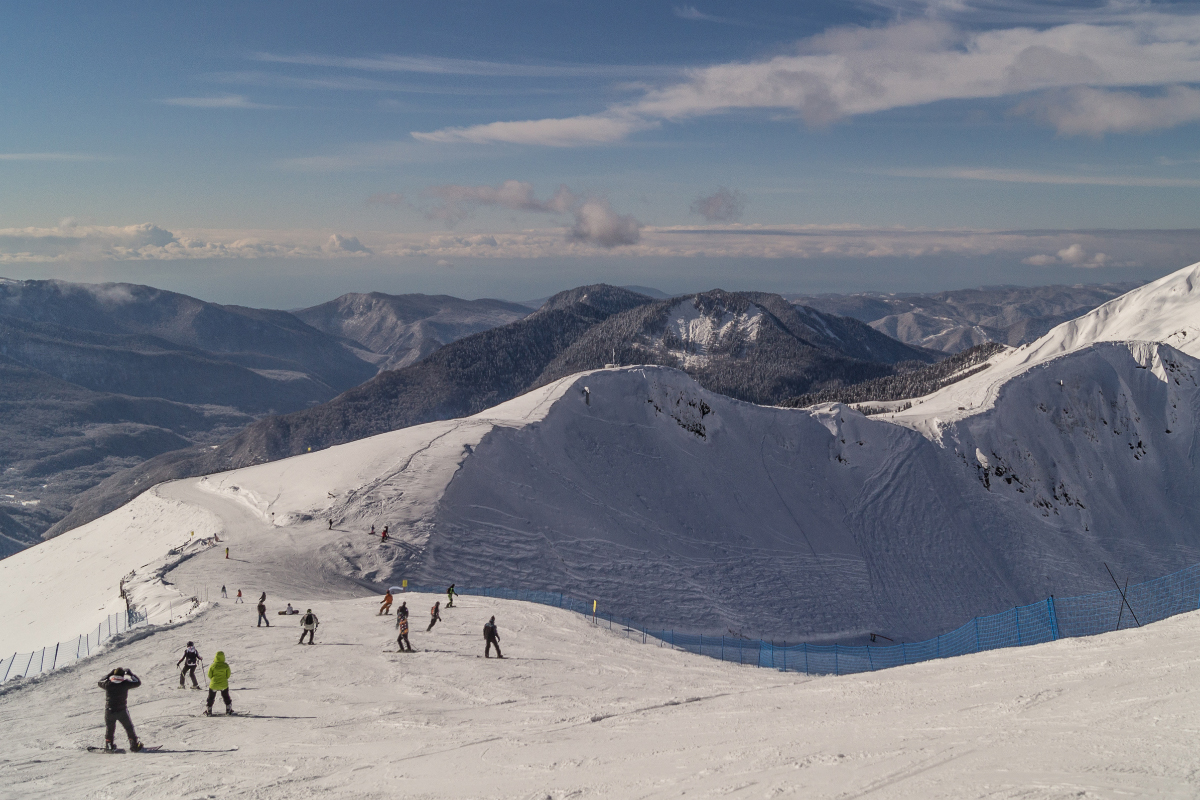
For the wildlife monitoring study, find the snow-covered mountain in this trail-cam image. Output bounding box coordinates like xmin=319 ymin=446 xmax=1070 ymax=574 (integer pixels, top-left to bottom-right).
xmin=4 ymin=264 xmax=1198 ymax=654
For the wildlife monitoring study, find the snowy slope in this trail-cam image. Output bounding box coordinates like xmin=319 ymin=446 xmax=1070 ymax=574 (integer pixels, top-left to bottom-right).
xmin=4 ymin=264 xmax=1200 ymax=656
xmin=2 ymin=591 xmax=1199 ymax=799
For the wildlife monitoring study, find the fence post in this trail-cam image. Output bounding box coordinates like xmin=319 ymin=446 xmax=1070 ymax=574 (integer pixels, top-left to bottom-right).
xmin=2 ymin=653 xmax=15 ymax=682
xmin=902 ymin=642 xmax=907 ymax=664
xmin=974 ymin=618 xmax=981 ymax=652
xmin=51 ymin=643 xmax=59 ymax=670
xmin=25 ymin=651 xmax=35 ymax=677
xmin=699 ymin=633 xmax=702 ymax=656
xmin=1015 ymin=607 xmax=1022 ymax=646
xmin=936 ymin=635 xmax=941 ymax=658
xmin=720 ymin=636 xmax=724 ymax=661
xmin=834 ymin=645 xmax=839 ymax=676
xmin=1048 ymin=596 xmax=1060 ymax=641
xmin=757 ymin=640 xmax=763 ymax=668
xmin=783 ymin=643 xmax=787 ymax=672
xmin=867 ymin=645 xmax=874 ymax=671
xmin=77 ymin=635 xmax=83 ymax=659
xmin=803 ymin=643 xmax=809 ymax=675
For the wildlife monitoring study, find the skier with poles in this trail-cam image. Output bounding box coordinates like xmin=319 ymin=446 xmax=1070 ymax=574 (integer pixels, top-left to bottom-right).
xmin=484 ymin=616 xmax=503 ymax=659
xmin=299 ymin=609 xmax=319 ymax=644
xmin=97 ymin=667 xmax=144 ymax=751
xmin=427 ymin=601 xmax=442 ymax=631
xmin=379 ymin=590 xmax=393 ymax=616
xmin=177 ymin=642 xmax=202 ymax=689
xmin=204 ymin=651 xmax=235 ymax=716
xmin=446 ymin=584 xmax=457 ymax=607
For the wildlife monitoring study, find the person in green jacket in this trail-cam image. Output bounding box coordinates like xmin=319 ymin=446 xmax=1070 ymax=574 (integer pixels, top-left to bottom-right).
xmin=204 ymin=651 xmax=235 ymax=716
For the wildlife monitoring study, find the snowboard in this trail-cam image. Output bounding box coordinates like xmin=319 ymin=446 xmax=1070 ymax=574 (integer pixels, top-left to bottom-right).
xmin=87 ymin=745 xmax=161 ymax=753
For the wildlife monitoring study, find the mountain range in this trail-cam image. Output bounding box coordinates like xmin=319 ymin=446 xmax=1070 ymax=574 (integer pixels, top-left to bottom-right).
xmin=789 ymin=283 xmax=1141 ymax=352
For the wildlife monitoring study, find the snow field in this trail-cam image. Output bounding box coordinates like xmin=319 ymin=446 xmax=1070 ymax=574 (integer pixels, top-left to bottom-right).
xmin=3 ymin=590 xmax=1200 ymax=798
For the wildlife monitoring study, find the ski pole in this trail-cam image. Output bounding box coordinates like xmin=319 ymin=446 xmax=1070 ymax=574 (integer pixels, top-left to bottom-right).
xmin=1104 ymin=562 xmax=1141 ymax=627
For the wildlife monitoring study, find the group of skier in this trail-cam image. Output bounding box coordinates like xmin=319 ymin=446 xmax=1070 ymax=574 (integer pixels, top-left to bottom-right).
xmin=379 ymin=584 xmax=502 ymax=658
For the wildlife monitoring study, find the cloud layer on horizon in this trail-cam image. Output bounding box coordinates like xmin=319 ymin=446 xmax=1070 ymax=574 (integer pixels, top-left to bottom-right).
xmin=3 ymin=221 xmax=1194 ymax=270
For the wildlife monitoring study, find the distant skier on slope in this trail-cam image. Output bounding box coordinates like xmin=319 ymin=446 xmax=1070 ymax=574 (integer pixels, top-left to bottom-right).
xmin=177 ymin=642 xmax=202 ymax=689
xmin=204 ymin=651 xmax=234 ymax=716
xmin=484 ymin=616 xmax=503 ymax=659
xmin=220 ymin=585 xmax=227 ymax=598
xmin=446 ymin=584 xmax=456 ymax=607
xmin=396 ymin=614 xmax=413 ymax=652
xmin=427 ymin=601 xmax=442 ymax=631
xmin=257 ymin=599 xmax=270 ymax=627
xmin=299 ymin=609 xmax=319 ymax=644
xmin=396 ymin=601 xmax=408 ymax=621
xmin=235 ymin=589 xmax=243 ymax=603
xmin=98 ymin=667 xmax=144 ymax=751
xmin=379 ymin=590 xmax=393 ymax=615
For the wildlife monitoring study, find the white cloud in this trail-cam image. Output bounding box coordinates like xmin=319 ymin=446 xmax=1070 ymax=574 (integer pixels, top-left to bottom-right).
xmin=883 ymin=166 xmax=1200 ymax=188
xmin=253 ymin=52 xmax=683 ymax=80
xmin=1013 ymin=86 xmax=1200 ymax=136
xmin=411 ymin=113 xmax=654 ymax=147
xmin=568 ymin=199 xmax=642 ymax=247
xmin=691 ymin=187 xmax=746 ymax=222
xmin=435 ymin=259 xmax=453 ymax=268
xmin=325 ymin=234 xmax=373 ymax=255
xmin=161 ymin=95 xmax=281 ymax=109
xmin=1021 ymin=242 xmax=1110 ymax=268
xmin=412 ymin=13 xmax=1200 ymax=145
xmin=418 ymin=180 xmax=641 ymax=248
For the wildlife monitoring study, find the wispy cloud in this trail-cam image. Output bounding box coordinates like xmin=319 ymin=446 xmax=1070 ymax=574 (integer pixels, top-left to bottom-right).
xmin=161 ymin=94 xmax=283 ymax=109
xmin=411 ymin=12 xmax=1200 ymax=146
xmin=672 ymin=5 xmax=750 ymax=26
xmin=253 ymin=52 xmax=683 ymax=80
xmin=0 ymin=153 xmax=108 ymax=162
xmin=882 ymin=167 xmax=1200 ymax=188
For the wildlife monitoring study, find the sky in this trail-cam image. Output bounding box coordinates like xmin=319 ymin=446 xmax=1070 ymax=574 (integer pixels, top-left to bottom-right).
xmin=2 ymin=0 xmax=1200 ymax=306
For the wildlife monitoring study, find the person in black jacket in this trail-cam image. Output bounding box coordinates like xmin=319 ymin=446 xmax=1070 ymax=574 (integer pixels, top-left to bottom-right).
xmin=484 ymin=616 xmax=503 ymax=658
xmin=257 ymin=599 xmax=270 ymax=627
xmin=177 ymin=642 xmax=202 ymax=688
xmin=98 ymin=667 xmax=143 ymax=751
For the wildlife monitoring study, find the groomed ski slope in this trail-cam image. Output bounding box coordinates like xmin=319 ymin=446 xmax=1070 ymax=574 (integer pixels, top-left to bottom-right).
xmin=2 ymin=590 xmax=1200 ymax=798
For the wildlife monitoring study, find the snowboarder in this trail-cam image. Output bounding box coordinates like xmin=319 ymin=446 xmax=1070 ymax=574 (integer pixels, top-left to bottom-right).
xmin=220 ymin=585 xmax=227 ymax=598
xmin=379 ymin=591 xmax=393 ymax=615
xmin=369 ymin=524 xmax=375 ymax=537
xmin=484 ymin=616 xmax=503 ymax=658
xmin=283 ymin=603 xmax=298 ymax=615
xmin=177 ymin=642 xmax=202 ymax=688
xmin=380 ymin=528 xmax=388 ymax=543
xmin=204 ymin=651 xmax=234 ymax=716
xmin=427 ymin=601 xmax=441 ymax=631
xmin=98 ymin=667 xmax=143 ymax=751
xmin=299 ymin=609 xmax=319 ymax=644
xmin=328 ymin=518 xmax=333 ymax=530
xmin=257 ymin=599 xmax=270 ymax=627
xmin=396 ymin=601 xmax=408 ymax=621
xmin=446 ymin=584 xmax=457 ymax=607
xmin=382 ymin=525 xmax=388 ymax=540
xmin=396 ymin=614 xmax=413 ymax=652
xmin=235 ymin=589 xmax=243 ymax=603
xmin=225 ymin=547 xmax=229 ymax=559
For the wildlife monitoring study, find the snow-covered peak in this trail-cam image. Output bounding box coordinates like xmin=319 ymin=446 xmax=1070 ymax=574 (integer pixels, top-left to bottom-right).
xmin=889 ymin=261 xmax=1200 ymax=438
xmin=662 ymin=296 xmax=763 ymax=369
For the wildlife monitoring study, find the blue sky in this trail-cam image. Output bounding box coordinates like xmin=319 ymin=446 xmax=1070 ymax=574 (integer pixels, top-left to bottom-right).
xmin=3 ymin=0 xmax=1200 ymax=305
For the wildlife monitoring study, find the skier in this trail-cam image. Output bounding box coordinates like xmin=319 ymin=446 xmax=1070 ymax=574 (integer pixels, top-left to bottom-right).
xmin=98 ymin=667 xmax=144 ymax=751
xmin=396 ymin=613 xmax=413 ymax=652
xmin=328 ymin=518 xmax=333 ymax=530
xmin=382 ymin=525 xmax=388 ymax=540
xmin=177 ymin=642 xmax=202 ymax=688
xmin=235 ymin=589 xmax=243 ymax=603
xmin=369 ymin=524 xmax=375 ymax=537
xmin=256 ymin=598 xmax=270 ymax=627
xmin=220 ymin=585 xmax=227 ymax=598
xmin=379 ymin=590 xmax=393 ymax=616
xmin=380 ymin=528 xmax=388 ymax=543
xmin=299 ymin=609 xmax=319 ymax=644
xmin=204 ymin=651 xmax=234 ymax=716
xmin=396 ymin=601 xmax=408 ymax=621
xmin=484 ymin=616 xmax=503 ymax=658
xmin=427 ymin=601 xmax=442 ymax=631
xmin=225 ymin=547 xmax=229 ymax=559
xmin=446 ymin=584 xmax=457 ymax=607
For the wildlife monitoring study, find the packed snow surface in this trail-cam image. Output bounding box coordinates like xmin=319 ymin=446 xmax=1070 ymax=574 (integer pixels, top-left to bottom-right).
xmin=2 ymin=589 xmax=1199 ymax=798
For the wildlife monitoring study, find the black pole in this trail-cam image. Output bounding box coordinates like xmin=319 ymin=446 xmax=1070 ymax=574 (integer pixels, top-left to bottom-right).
xmin=1104 ymin=563 xmax=1142 ymax=628
xmin=1116 ymin=577 xmax=1129 ymax=630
